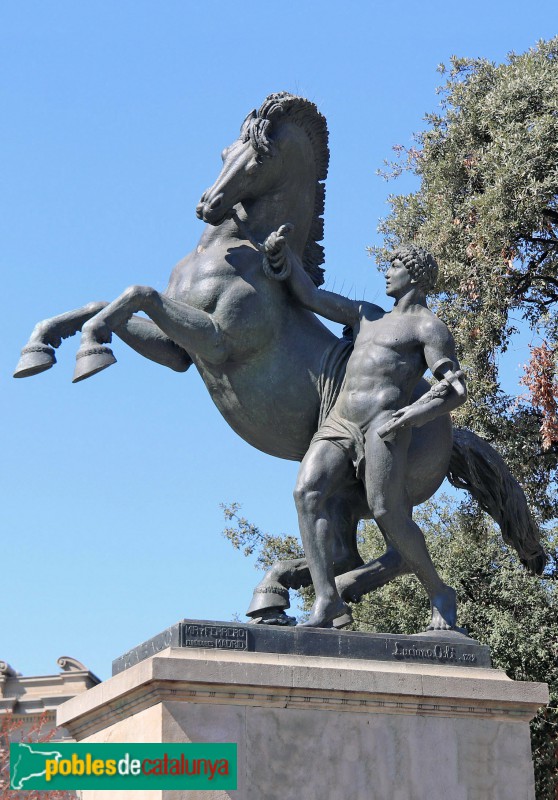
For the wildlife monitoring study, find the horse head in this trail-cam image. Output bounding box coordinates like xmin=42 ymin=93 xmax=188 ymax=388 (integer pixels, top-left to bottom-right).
xmin=197 ymin=93 xmax=329 ymax=287
xmin=196 ymin=107 xmax=284 ymax=226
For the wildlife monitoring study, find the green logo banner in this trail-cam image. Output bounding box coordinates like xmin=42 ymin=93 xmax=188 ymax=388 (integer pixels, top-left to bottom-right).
xmin=10 ymin=742 xmax=237 ymax=790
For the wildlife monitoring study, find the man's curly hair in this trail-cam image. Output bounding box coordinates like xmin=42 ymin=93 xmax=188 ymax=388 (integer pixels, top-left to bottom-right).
xmin=391 ymin=245 xmax=439 ymax=292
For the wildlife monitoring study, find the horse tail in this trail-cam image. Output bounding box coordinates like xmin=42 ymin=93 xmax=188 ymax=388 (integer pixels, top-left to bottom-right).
xmin=447 ymin=428 xmax=546 ymax=575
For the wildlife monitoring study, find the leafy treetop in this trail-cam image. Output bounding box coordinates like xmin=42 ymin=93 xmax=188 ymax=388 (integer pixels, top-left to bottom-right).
xmin=374 ymin=39 xmax=558 ymax=518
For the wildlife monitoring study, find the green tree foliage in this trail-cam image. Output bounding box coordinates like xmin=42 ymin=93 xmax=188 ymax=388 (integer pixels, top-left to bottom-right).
xmin=375 ymin=39 xmax=558 ymax=519
xmin=222 ymin=502 xmax=304 ymax=569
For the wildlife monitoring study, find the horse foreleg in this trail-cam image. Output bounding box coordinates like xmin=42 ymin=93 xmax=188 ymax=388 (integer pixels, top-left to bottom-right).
xmin=14 ymin=302 xmax=108 ymax=378
xmin=14 ymin=301 xmax=193 ymax=379
xmin=114 ymin=316 xmax=193 ymax=373
xmin=74 ymin=285 xmax=227 ymax=382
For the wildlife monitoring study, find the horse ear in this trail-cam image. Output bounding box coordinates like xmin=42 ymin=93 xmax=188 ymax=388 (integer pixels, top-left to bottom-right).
xmin=240 ymin=110 xmax=257 ymax=142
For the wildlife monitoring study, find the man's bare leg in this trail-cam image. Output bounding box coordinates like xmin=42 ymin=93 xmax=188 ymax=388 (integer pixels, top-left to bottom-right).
xmin=364 ymin=425 xmax=457 ymax=630
xmin=293 ymin=440 xmax=354 ymax=627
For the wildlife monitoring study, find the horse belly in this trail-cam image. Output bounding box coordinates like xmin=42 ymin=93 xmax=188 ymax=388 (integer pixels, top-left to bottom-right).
xmin=195 ymin=347 xmax=322 ymax=461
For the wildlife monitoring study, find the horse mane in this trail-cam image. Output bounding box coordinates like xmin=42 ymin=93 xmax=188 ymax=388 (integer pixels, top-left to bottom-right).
xmin=243 ymin=92 xmax=329 ymax=287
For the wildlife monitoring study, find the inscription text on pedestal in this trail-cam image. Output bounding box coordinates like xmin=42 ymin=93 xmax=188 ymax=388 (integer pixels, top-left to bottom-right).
xmin=180 ymin=623 xmax=248 ymax=651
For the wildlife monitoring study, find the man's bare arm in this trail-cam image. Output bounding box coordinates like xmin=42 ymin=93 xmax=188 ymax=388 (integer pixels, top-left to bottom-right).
xmin=263 ymin=228 xmax=380 ymax=328
xmin=420 ymin=317 xmax=467 ymax=415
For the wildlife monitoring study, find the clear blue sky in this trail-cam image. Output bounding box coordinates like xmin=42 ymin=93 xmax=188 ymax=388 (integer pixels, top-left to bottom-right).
xmin=2 ymin=2 xmax=556 ymax=680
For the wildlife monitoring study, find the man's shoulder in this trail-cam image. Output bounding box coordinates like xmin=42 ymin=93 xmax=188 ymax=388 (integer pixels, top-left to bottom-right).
xmin=359 ymin=300 xmax=385 ymax=319
xmin=415 ymin=307 xmax=452 ymax=341
xmin=415 ymin=305 xmax=447 ymax=329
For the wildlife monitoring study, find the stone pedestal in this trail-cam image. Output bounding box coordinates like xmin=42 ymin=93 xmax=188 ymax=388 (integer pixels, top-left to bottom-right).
xmin=58 ymin=624 xmax=548 ymax=800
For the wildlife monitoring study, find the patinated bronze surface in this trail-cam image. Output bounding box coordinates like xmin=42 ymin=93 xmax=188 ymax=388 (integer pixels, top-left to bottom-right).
xmin=14 ymin=93 xmax=545 ymax=631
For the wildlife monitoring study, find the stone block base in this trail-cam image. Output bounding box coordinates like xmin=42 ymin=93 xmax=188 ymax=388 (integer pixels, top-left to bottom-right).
xmin=58 ymin=645 xmax=548 ymax=800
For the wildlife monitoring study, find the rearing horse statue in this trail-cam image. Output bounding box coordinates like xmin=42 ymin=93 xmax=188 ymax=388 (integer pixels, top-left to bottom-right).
xmin=14 ymin=93 xmax=544 ymax=624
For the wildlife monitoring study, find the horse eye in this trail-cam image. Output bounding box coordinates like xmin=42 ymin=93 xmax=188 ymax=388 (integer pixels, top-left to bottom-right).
xmin=245 ymin=159 xmax=259 ymax=175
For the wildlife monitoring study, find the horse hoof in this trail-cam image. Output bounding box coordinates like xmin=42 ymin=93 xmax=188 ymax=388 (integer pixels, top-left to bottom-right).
xmin=73 ymin=345 xmax=116 ymax=383
xmin=332 ymin=611 xmax=353 ymax=630
xmin=248 ymin=611 xmax=297 ymax=626
xmin=13 ymin=344 xmax=56 ymax=378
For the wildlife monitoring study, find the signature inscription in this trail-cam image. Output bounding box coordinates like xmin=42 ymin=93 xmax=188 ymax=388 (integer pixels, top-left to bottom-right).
xmin=391 ymin=640 xmax=477 ymax=663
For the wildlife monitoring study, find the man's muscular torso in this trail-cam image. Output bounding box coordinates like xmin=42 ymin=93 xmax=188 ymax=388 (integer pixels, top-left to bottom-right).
xmin=335 ymin=301 xmax=441 ymax=431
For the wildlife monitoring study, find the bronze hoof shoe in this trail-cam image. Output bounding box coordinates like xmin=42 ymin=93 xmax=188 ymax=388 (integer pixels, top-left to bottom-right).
xmin=73 ymin=345 xmax=116 ymax=383
xmin=13 ymin=344 xmax=56 ymax=378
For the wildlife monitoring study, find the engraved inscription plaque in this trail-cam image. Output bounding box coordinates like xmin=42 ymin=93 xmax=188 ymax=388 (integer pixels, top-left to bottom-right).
xmin=180 ymin=622 xmax=248 ymax=651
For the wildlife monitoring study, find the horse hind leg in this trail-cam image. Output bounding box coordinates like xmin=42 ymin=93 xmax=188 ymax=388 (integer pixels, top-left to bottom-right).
xmin=335 ymin=546 xmax=411 ymax=603
xmin=246 ymin=558 xmax=310 ymax=625
xmin=246 ymin=494 xmax=365 ymax=626
xmin=14 ymin=302 xmax=108 ymax=378
xmin=335 ymin=491 xmax=413 ymax=603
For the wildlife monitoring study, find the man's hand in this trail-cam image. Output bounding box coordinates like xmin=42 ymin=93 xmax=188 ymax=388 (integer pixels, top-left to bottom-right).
xmin=377 ymin=369 xmax=467 ymax=441
xmin=377 ymin=405 xmax=424 ymax=440
xmin=263 ymin=224 xmax=293 ymax=257
xmin=262 ymin=224 xmax=294 ymax=281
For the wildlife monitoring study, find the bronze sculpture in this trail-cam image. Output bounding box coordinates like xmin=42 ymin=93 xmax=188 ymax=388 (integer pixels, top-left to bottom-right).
xmin=261 ymin=235 xmax=466 ymax=629
xmin=14 ymin=92 xmax=545 ymax=630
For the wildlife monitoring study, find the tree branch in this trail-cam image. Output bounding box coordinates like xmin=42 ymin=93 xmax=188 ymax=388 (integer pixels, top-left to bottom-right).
xmin=525 ymin=236 xmax=558 ymax=246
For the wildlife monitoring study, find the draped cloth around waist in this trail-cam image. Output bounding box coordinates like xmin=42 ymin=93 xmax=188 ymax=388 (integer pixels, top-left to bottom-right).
xmin=314 ymin=334 xmax=365 ymax=478
xmin=311 ymin=406 xmax=366 ymax=479
xmin=317 ymin=334 xmax=353 ymax=425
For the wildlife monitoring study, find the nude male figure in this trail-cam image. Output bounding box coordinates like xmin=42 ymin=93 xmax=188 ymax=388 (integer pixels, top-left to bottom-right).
xmin=263 ymin=233 xmax=467 ymax=630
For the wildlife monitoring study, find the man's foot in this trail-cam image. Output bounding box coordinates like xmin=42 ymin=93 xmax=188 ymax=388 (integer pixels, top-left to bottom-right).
xmin=299 ymin=597 xmax=353 ymax=629
xmin=427 ymin=585 xmax=457 ymax=630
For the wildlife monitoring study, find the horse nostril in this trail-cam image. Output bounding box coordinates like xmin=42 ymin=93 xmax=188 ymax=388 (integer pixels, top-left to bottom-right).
xmin=209 ymin=196 xmax=223 ymax=211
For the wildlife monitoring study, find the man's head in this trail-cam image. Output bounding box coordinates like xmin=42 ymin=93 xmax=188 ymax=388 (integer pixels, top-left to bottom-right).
xmin=389 ymin=245 xmax=438 ymax=293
